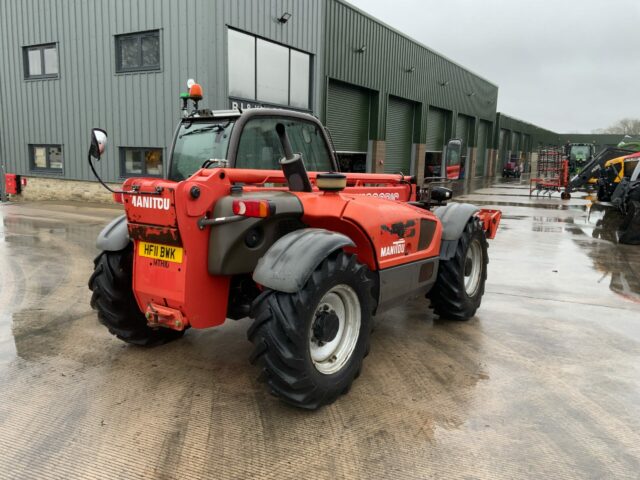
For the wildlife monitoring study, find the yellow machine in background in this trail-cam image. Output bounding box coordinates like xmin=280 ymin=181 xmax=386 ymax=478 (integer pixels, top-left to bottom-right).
xmin=596 ymin=152 xmax=640 ymax=201
xmin=589 ymin=153 xmax=640 ymax=184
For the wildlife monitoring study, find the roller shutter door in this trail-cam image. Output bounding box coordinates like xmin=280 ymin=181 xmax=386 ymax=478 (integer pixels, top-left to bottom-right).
xmin=385 ymin=97 xmax=414 ymax=174
xmin=326 ymin=80 xmax=370 ymax=153
xmin=475 ymin=120 xmax=490 ymax=176
xmin=426 ymin=107 xmax=446 ymax=151
xmin=456 ymin=114 xmax=472 ymax=151
xmin=499 ymin=128 xmax=510 ymax=165
xmin=511 ymin=131 xmax=520 ymax=154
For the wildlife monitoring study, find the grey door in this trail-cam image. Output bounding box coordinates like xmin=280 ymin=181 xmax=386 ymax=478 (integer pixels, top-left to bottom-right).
xmin=385 ymin=96 xmax=414 ymax=174
xmin=499 ymin=128 xmax=510 ymax=166
xmin=426 ymin=107 xmax=446 ymax=152
xmin=456 ymin=114 xmax=472 ymax=152
xmin=476 ymin=120 xmax=490 ymax=177
xmin=326 ymin=80 xmax=370 ymax=153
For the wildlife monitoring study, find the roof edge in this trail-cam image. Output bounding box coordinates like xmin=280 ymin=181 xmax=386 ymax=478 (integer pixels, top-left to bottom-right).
xmin=333 ymin=0 xmax=499 ymax=89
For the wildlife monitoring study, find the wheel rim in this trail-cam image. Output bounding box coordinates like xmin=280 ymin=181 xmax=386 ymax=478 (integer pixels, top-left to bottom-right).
xmin=309 ymin=284 xmax=361 ymax=375
xmin=464 ymin=239 xmax=483 ymax=297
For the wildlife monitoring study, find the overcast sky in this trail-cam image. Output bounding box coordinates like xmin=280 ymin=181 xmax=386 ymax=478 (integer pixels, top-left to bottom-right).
xmin=347 ymin=0 xmax=639 ymax=133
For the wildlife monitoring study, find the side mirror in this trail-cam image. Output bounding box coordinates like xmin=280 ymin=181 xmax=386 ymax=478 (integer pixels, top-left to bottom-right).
xmin=89 ymin=128 xmax=108 ymax=159
xmin=443 ymin=138 xmax=463 ymax=180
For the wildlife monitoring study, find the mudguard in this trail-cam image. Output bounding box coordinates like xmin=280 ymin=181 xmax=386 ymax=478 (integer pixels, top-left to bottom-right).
xmin=96 ymin=214 xmax=130 ymax=251
xmin=252 ymin=228 xmax=355 ymax=293
xmin=433 ymin=203 xmax=479 ymax=260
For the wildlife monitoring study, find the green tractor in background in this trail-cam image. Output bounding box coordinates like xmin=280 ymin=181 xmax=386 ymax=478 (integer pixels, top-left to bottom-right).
xmin=566 ymin=143 xmax=595 ymax=175
xmin=617 ymin=136 xmax=640 ymax=152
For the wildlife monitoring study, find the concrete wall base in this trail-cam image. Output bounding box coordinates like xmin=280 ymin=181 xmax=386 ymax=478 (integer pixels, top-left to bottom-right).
xmin=414 ymin=143 xmax=426 ymax=181
xmin=14 ymin=177 xmax=120 ymax=203
xmin=371 ymin=140 xmax=386 ymax=174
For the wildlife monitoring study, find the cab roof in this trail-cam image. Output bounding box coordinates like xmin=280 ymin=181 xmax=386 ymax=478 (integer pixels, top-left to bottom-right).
xmin=182 ymin=108 xmax=319 ymax=124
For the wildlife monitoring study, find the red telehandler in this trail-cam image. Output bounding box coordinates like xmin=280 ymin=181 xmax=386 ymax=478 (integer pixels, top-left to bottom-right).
xmin=89 ymin=82 xmax=501 ymax=409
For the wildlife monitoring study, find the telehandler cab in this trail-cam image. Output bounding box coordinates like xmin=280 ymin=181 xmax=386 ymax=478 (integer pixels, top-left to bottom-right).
xmin=88 ymin=81 xmax=501 ymax=409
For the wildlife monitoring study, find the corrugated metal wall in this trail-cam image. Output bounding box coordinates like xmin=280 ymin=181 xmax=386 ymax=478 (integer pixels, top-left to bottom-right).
xmin=555 ymin=133 xmax=622 ymax=149
xmin=0 ymin=0 xmax=326 ymax=182
xmin=323 ymin=0 xmax=498 ymax=142
xmin=0 ymin=0 xmax=579 ymax=185
xmin=494 ymin=113 xmax=557 ymax=151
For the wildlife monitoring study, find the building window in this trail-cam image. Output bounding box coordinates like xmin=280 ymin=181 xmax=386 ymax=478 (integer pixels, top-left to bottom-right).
xmin=115 ymin=30 xmax=161 ymax=73
xmin=23 ymin=44 xmax=58 ymax=79
xmin=228 ymin=29 xmax=311 ymax=110
xmin=30 ymin=145 xmax=63 ymax=172
xmin=120 ymin=147 xmax=163 ymax=177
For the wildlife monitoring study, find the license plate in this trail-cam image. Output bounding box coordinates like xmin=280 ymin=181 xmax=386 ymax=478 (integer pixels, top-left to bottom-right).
xmin=138 ymin=241 xmax=183 ymax=263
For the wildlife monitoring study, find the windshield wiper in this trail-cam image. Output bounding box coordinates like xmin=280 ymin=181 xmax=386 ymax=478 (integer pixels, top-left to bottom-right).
xmin=179 ymin=124 xmax=226 ymax=138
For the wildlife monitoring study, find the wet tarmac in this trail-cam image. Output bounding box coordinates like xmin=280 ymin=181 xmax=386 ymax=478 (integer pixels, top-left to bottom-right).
xmin=1 ymin=186 xmax=639 ymax=479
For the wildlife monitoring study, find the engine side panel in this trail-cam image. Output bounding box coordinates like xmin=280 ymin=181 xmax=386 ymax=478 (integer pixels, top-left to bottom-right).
xmin=376 ymin=257 xmax=439 ymax=314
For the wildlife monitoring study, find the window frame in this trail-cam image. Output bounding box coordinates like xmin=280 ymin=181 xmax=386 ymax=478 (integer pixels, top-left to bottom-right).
xmin=227 ymin=28 xmax=312 ymax=110
xmin=119 ymin=147 xmax=164 ymax=178
xmin=234 ymin=116 xmax=332 ymax=171
xmin=23 ymin=43 xmax=59 ymax=80
xmin=29 ymin=144 xmax=64 ymax=174
xmin=115 ymin=30 xmax=161 ymax=74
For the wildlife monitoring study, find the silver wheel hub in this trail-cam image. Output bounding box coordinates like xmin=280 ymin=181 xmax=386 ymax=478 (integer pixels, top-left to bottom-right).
xmin=309 ymin=284 xmax=361 ymax=375
xmin=464 ymin=239 xmax=483 ymax=297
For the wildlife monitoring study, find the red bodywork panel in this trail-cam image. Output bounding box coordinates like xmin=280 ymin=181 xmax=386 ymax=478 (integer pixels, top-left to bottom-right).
xmin=446 ymin=165 xmax=461 ymax=180
xmin=121 ymin=168 xmax=496 ymax=331
xmin=477 ymin=209 xmax=501 ymax=240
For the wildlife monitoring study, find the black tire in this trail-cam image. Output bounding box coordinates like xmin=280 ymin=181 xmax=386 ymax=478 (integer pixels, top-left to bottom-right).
xmin=561 ymin=191 xmax=571 ymax=200
xmin=427 ymin=218 xmax=488 ymax=321
xmin=88 ymin=245 xmax=184 ymax=346
xmin=248 ymin=251 xmax=374 ymax=410
xmin=597 ymin=185 xmax=611 ymax=202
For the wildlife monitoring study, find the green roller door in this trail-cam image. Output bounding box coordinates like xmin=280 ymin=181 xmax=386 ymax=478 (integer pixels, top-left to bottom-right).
xmin=326 ymin=80 xmax=370 ymax=153
xmin=511 ymin=131 xmax=520 ymax=154
xmin=456 ymin=114 xmax=472 ymax=151
xmin=475 ymin=120 xmax=490 ymax=176
xmin=499 ymin=129 xmax=509 ymax=166
xmin=386 ymin=96 xmax=414 ymax=174
xmin=426 ymin=107 xmax=446 ymax=151
xmin=523 ymin=134 xmax=531 ymax=153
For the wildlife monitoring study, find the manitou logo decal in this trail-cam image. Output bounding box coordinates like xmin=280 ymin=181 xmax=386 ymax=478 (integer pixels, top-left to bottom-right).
xmin=380 ymin=239 xmax=406 ymax=257
xmin=381 ymin=220 xmax=416 ymax=239
xmin=131 ymin=196 xmax=171 ymax=210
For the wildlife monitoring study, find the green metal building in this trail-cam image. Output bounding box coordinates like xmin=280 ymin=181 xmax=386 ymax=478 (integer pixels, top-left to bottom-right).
xmin=0 ymin=0 xmax=606 ymax=200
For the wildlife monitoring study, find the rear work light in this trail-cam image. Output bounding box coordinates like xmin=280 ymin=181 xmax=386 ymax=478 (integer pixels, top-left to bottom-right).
xmin=232 ymin=199 xmax=276 ymax=218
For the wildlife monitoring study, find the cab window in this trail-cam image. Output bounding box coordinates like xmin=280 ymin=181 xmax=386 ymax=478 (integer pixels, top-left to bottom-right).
xmin=235 ymin=117 xmax=332 ymax=171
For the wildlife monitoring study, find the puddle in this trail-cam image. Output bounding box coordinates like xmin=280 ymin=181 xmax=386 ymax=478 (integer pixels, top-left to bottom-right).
xmin=0 ymin=210 xmax=102 ymax=366
xmin=466 ymin=199 xmax=589 ymax=212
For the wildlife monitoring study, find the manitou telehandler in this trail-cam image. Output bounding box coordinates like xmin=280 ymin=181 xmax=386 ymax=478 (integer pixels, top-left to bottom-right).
xmin=88 ymin=81 xmax=501 ymax=409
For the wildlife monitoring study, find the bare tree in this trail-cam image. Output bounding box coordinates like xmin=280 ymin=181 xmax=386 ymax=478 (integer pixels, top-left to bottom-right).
xmin=592 ymin=118 xmax=640 ymax=135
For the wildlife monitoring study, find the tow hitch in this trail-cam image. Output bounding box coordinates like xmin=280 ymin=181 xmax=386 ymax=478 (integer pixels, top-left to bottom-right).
xmin=145 ymin=303 xmax=188 ymax=331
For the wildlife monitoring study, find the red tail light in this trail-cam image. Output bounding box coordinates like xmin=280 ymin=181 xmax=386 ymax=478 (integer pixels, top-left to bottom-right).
xmin=113 ymin=192 xmax=124 ymax=204
xmin=232 ymin=199 xmax=275 ymax=218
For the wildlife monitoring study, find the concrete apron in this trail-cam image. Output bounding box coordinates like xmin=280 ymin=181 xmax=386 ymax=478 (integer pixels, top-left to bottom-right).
xmin=0 ymin=185 xmax=639 ymax=479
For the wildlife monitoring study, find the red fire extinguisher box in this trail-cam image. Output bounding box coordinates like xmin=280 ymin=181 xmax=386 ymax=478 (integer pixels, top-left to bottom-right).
xmin=5 ymin=174 xmax=22 ymax=195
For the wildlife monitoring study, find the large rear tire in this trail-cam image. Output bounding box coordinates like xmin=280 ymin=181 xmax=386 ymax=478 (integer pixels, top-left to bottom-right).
xmin=248 ymin=251 xmax=374 ymax=409
xmin=427 ymin=218 xmax=488 ymax=321
xmin=88 ymin=245 xmax=184 ymax=346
